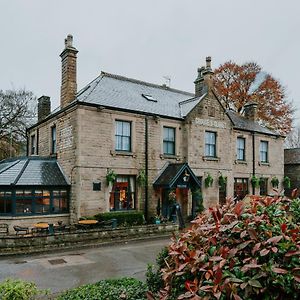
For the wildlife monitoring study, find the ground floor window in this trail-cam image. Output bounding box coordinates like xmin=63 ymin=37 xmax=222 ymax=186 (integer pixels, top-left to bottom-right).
xmin=234 ymin=178 xmax=249 ymax=201
xmin=0 ymin=188 xmax=69 ymax=216
xmin=0 ymin=191 xmax=12 ymax=214
xmin=109 ymin=176 xmax=136 ymax=211
xmin=260 ymin=178 xmax=268 ymax=196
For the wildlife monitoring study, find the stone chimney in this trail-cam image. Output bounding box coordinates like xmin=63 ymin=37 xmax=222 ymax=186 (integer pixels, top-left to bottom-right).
xmin=60 ymin=34 xmax=78 ymax=108
xmin=37 ymin=96 xmax=51 ymax=121
xmin=194 ymin=56 xmax=214 ymax=97
xmin=244 ymin=102 xmax=258 ymax=121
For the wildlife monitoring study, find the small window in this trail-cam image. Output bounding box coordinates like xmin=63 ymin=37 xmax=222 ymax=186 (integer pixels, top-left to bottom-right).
xmin=51 ymin=126 xmax=56 ymax=154
xmin=205 ymin=131 xmax=216 ymax=157
xmin=142 ymin=94 xmax=157 ymax=102
xmin=260 ymin=141 xmax=268 ymax=163
xmin=260 ymin=178 xmax=268 ymax=196
xmin=115 ymin=120 xmax=131 ymax=152
xmin=236 ymin=137 xmax=246 ymax=161
xmin=31 ymin=135 xmax=36 ymax=155
xmin=234 ymin=178 xmax=249 ymax=201
xmin=163 ymin=127 xmax=175 ymax=155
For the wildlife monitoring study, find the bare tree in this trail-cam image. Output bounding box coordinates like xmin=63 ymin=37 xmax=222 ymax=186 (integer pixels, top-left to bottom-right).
xmin=285 ymin=126 xmax=300 ymax=149
xmin=0 ymin=89 xmax=36 ymax=159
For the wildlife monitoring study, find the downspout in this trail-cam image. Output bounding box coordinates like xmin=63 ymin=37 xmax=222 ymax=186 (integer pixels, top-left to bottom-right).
xmin=26 ymin=129 xmax=29 ymax=156
xmin=144 ymin=117 xmax=149 ymax=221
xmin=36 ymin=128 xmax=39 ymax=155
xmin=252 ymin=132 xmax=255 ymax=195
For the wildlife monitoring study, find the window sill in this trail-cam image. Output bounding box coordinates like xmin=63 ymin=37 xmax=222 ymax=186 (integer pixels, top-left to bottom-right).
xmin=235 ymin=160 xmax=247 ymax=165
xmin=160 ymin=154 xmax=180 ymax=161
xmin=110 ymin=150 xmax=136 ymax=158
xmin=259 ymin=162 xmax=270 ymax=166
xmin=202 ymin=156 xmax=220 ymax=162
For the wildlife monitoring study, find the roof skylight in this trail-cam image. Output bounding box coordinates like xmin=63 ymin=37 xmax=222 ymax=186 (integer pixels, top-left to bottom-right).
xmin=142 ymin=94 xmax=157 ymax=102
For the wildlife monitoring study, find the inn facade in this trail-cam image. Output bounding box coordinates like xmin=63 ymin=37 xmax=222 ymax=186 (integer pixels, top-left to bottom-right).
xmin=0 ymin=35 xmax=284 ymax=228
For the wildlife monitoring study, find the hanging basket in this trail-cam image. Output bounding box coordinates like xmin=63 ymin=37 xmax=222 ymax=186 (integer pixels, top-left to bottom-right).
xmin=204 ymin=174 xmax=214 ymax=188
xmin=106 ymin=169 xmax=116 ymax=185
xmin=283 ymin=176 xmax=291 ymax=189
xmin=218 ymin=175 xmax=227 ymax=188
xmin=137 ymin=169 xmax=146 ymax=187
xmin=271 ymin=176 xmax=279 ymax=188
xmin=251 ymin=175 xmax=259 ymax=188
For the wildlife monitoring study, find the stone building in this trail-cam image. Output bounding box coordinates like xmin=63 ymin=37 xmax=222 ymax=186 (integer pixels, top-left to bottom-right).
xmin=0 ymin=35 xmax=285 ymax=227
xmin=284 ymin=148 xmax=300 ymax=196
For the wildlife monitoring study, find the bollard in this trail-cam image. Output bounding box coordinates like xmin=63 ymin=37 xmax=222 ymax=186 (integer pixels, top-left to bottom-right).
xmin=111 ymin=218 xmax=117 ymax=229
xmin=48 ymin=223 xmax=54 ymax=235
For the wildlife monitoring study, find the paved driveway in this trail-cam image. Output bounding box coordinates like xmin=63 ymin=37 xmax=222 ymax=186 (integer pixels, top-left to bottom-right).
xmin=0 ymin=237 xmax=170 ymax=296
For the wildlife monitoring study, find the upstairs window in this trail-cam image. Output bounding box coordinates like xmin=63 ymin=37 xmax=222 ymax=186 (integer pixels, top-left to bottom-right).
xmin=51 ymin=126 xmax=56 ymax=154
xmin=163 ymin=127 xmax=175 ymax=155
xmin=115 ymin=120 xmax=131 ymax=152
xmin=205 ymin=131 xmax=216 ymax=157
xmin=31 ymin=135 xmax=36 ymax=155
xmin=260 ymin=141 xmax=268 ymax=163
xmin=236 ymin=137 xmax=246 ymax=161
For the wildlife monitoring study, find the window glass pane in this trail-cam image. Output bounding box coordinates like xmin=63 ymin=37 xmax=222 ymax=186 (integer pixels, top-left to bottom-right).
xmin=16 ymin=198 xmax=32 ymax=214
xmin=163 ymin=127 xmax=175 ymax=155
xmin=115 ymin=121 xmax=131 ymax=151
xmin=205 ymin=132 xmax=216 ymax=157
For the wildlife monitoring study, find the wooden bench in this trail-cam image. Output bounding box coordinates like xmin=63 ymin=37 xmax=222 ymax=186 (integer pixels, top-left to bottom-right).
xmin=0 ymin=223 xmax=9 ymax=236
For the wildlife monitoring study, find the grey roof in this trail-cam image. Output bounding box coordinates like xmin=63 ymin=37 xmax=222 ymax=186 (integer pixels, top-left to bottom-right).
xmin=76 ymin=72 xmax=195 ymax=119
xmin=0 ymin=157 xmax=70 ymax=186
xmin=226 ymin=110 xmax=279 ymax=136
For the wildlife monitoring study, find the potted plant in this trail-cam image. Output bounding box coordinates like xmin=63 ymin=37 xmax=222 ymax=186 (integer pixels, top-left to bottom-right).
xmin=204 ymin=173 xmax=213 ymax=188
xmin=218 ymin=174 xmax=227 ymax=188
xmin=251 ymin=175 xmax=259 ymax=188
xmin=137 ymin=169 xmax=146 ymax=186
xmin=271 ymin=176 xmax=279 ymax=188
xmin=106 ymin=169 xmax=116 ymax=185
xmin=283 ymin=176 xmax=291 ymax=189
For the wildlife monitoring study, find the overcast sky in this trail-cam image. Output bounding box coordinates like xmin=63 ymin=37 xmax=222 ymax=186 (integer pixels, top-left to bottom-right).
xmin=1 ymin=0 xmax=299 ymax=124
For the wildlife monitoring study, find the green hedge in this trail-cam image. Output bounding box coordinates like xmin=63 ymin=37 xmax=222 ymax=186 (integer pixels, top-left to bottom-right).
xmin=0 ymin=278 xmax=48 ymax=300
xmin=94 ymin=211 xmax=145 ymax=226
xmin=57 ymin=277 xmax=147 ymax=300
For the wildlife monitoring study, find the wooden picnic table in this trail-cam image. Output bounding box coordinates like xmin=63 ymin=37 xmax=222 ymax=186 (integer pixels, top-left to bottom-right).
xmin=33 ymin=222 xmax=49 ymax=229
xmin=78 ymin=220 xmax=98 ymax=225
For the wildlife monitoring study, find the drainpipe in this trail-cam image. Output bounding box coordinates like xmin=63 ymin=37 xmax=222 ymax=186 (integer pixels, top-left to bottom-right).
xmin=252 ymin=132 xmax=255 ymax=195
xmin=144 ymin=117 xmax=149 ymax=221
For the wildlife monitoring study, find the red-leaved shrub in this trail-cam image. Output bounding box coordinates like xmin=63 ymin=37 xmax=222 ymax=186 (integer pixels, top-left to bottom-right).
xmin=150 ymin=195 xmax=300 ymax=300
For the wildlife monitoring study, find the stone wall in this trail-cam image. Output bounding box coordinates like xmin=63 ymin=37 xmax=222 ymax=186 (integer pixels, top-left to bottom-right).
xmin=0 ymin=224 xmax=178 ymax=256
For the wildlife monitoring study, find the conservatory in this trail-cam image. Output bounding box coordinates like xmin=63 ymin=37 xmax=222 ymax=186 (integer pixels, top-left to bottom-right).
xmin=0 ymin=157 xmax=70 ymax=219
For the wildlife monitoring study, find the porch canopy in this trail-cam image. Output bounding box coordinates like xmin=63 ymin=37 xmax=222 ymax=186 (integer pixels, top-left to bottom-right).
xmin=153 ymin=163 xmax=201 ymax=189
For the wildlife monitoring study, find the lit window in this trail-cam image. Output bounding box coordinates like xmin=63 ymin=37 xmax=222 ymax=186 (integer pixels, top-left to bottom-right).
xmin=163 ymin=127 xmax=175 ymax=155
xmin=109 ymin=176 xmax=135 ymax=211
xmin=205 ymin=131 xmax=216 ymax=157
xmin=237 ymin=137 xmax=245 ymax=161
xmin=115 ymin=121 xmax=131 ymax=152
xmin=260 ymin=141 xmax=268 ymax=163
